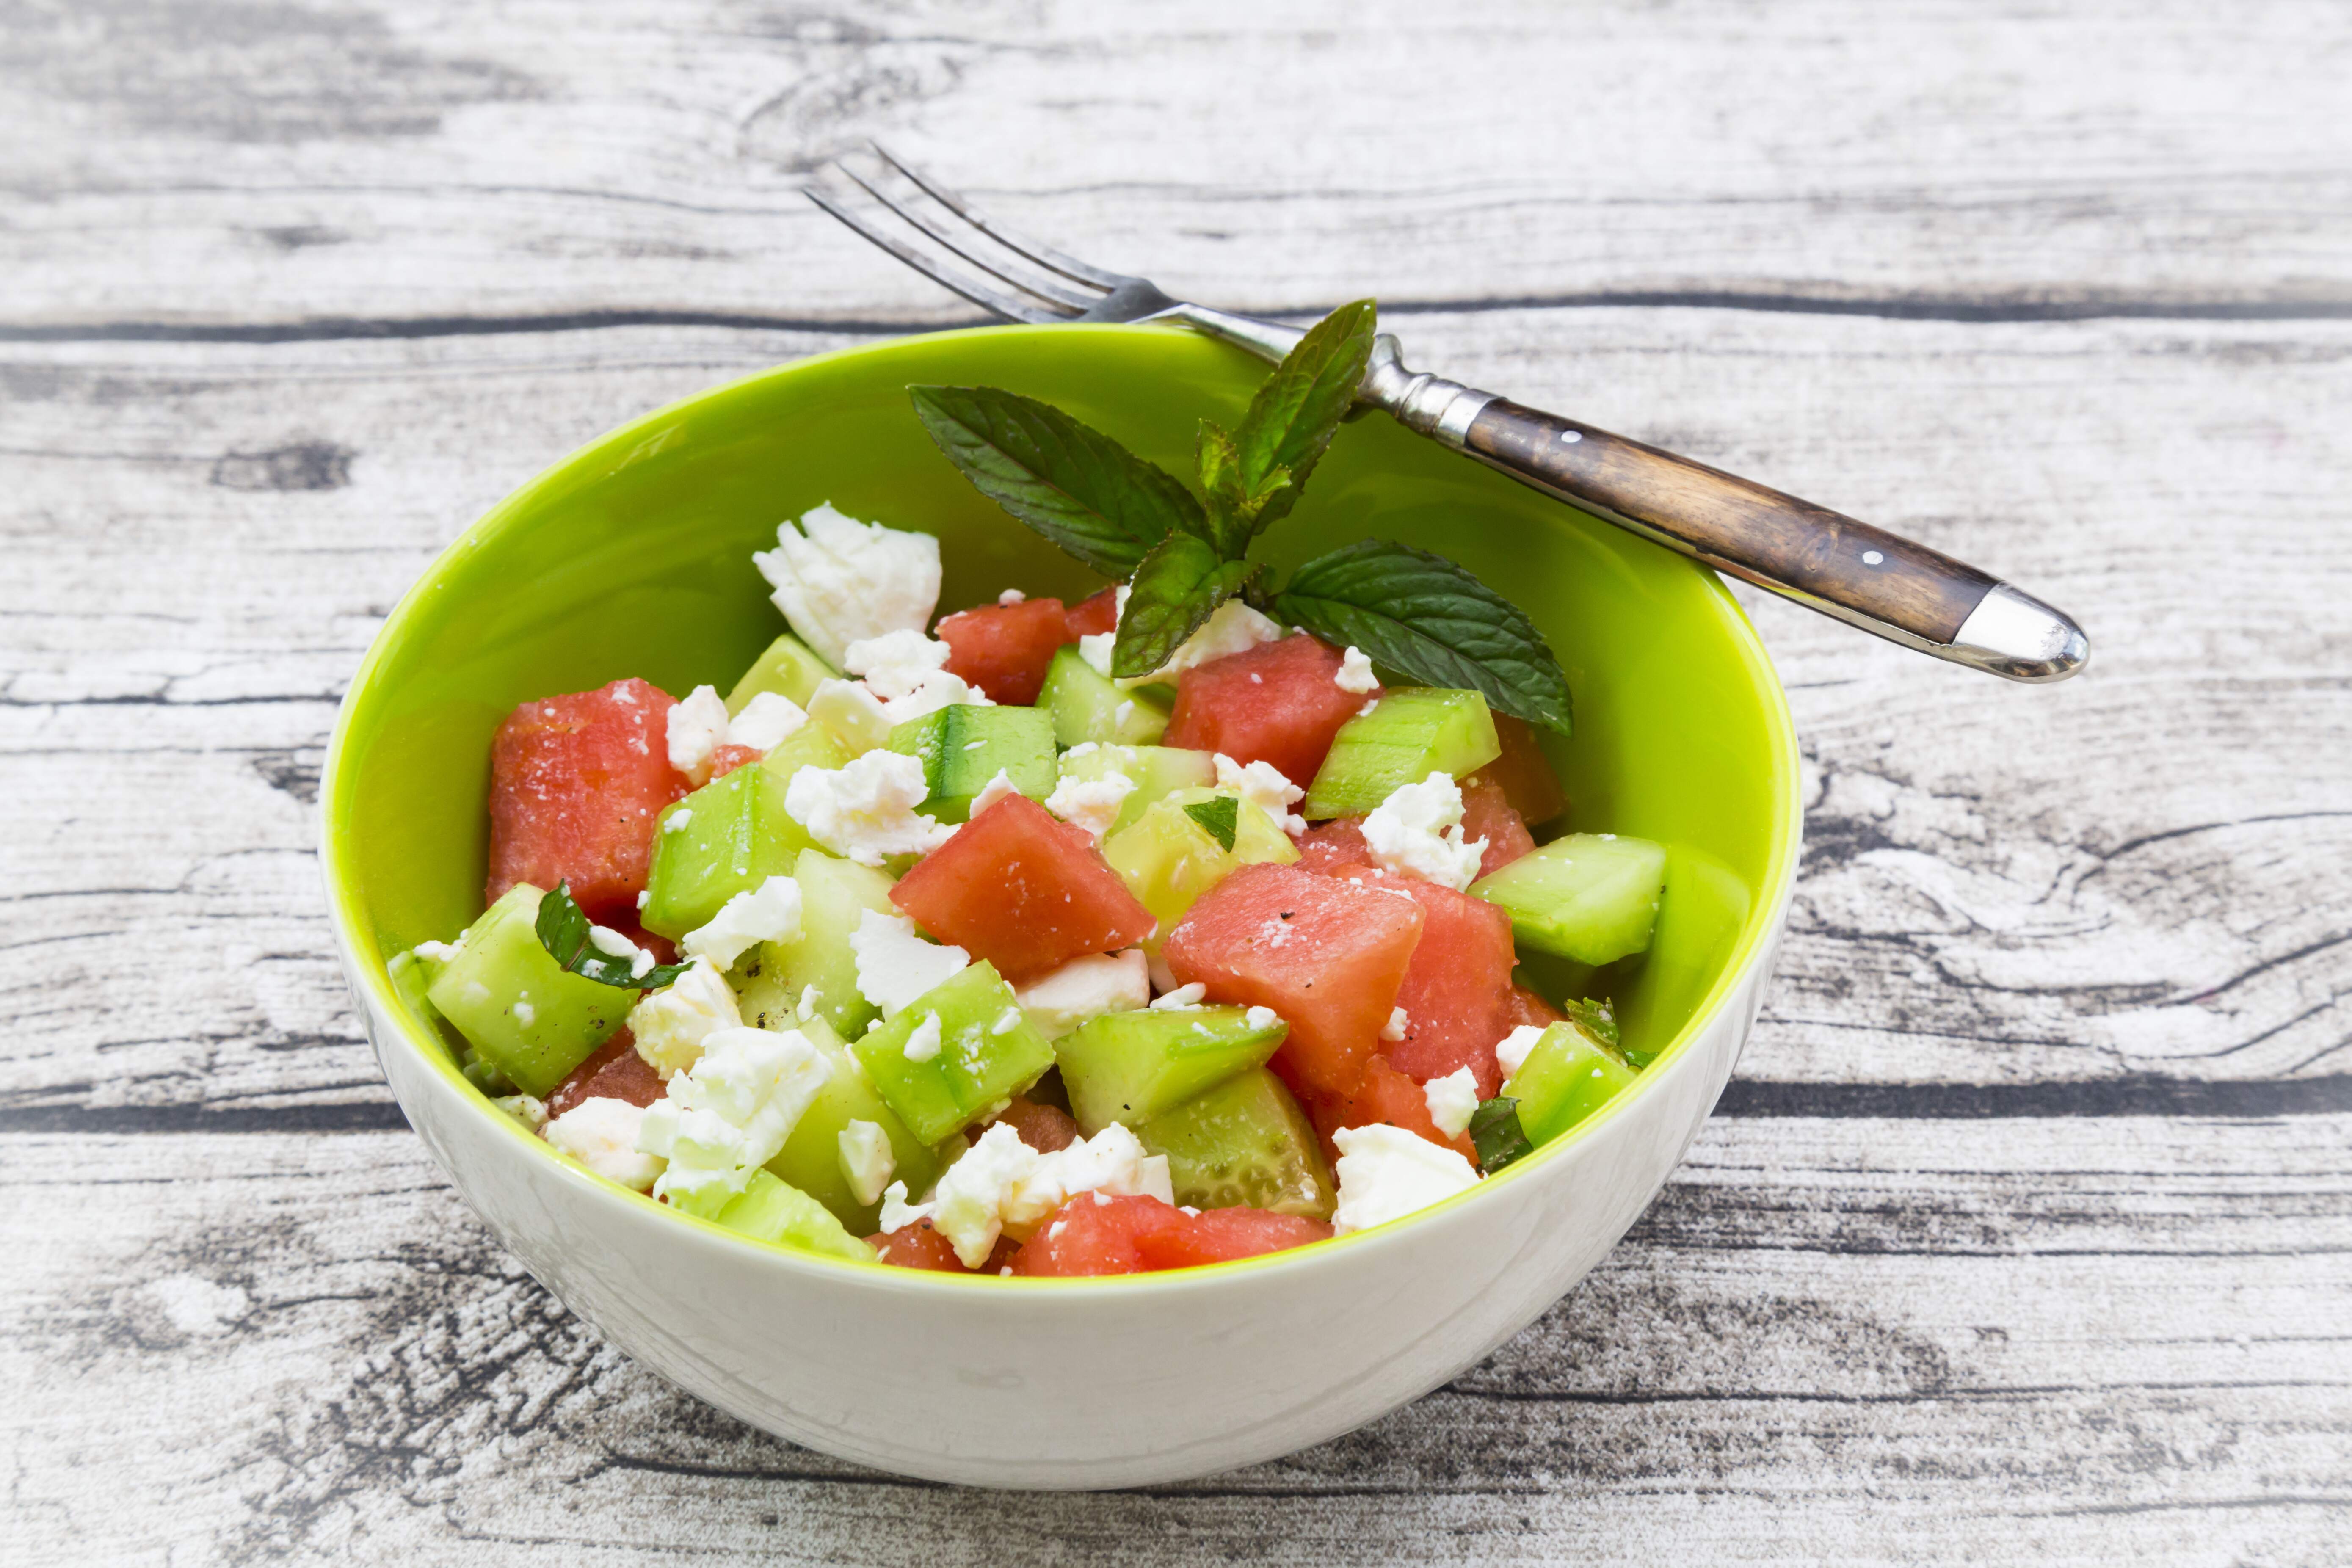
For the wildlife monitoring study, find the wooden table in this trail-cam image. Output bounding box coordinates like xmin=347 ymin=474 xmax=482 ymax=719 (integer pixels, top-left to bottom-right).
xmin=6 ymin=4 xmax=2345 ymax=1561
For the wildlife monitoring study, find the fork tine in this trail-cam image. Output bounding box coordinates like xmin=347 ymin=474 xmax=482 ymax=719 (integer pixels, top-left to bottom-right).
xmin=802 ymin=185 xmax=1063 ymax=324
xmin=834 ymin=161 xmax=1105 ymax=314
xmin=868 ymin=143 xmax=1133 ymax=292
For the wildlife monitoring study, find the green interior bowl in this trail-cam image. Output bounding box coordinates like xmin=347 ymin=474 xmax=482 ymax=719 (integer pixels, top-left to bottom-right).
xmin=323 ymin=324 xmax=1797 ymax=1128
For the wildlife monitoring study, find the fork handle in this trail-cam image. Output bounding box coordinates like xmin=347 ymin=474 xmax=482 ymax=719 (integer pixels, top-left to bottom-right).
xmin=1359 ymin=337 xmax=2088 ymax=681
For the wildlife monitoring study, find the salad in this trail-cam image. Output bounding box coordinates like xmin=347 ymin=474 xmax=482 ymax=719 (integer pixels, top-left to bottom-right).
xmin=388 ymin=304 xmax=1670 ymax=1277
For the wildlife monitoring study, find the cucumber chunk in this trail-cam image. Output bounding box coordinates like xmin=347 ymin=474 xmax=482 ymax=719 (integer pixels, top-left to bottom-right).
xmin=1503 ymin=1017 xmax=1639 ymax=1146
xmin=1055 ymin=1004 xmax=1289 ymax=1135
xmin=1303 ymin=688 xmax=1502 ymax=820
xmin=1057 ymin=743 xmax=1217 ymax=836
xmin=850 ymin=961 xmax=1057 ymax=1145
xmin=1038 ymin=644 xmax=1170 ymax=746
xmin=714 ymin=1169 xmax=878 ymax=1262
xmin=1135 ymin=1067 xmax=1335 ymax=1220
xmin=734 ymin=849 xmax=899 ymax=1041
xmin=885 ymin=704 xmax=1057 ymax=823
xmin=756 ymin=720 xmax=852 ymax=784
xmin=759 ymin=1012 xmax=947 ymax=1235
xmin=423 ymin=884 xmax=629 ymax=1096
xmin=1101 ymin=787 xmax=1300 ymax=954
xmin=1471 ymin=832 xmax=1668 ymax=964
xmin=641 ymin=765 xmax=819 ymax=941
xmin=726 ymin=631 xmax=838 ymax=715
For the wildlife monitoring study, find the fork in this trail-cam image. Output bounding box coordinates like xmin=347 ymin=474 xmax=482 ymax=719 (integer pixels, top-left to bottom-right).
xmin=805 ymin=148 xmax=2088 ymax=682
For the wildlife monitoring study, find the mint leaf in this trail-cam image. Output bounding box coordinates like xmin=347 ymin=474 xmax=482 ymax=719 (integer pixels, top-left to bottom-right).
xmin=1184 ymin=795 xmax=1240 ymax=851
xmin=1197 ymin=419 xmax=1293 ymax=557
xmin=536 ymin=881 xmax=691 ymax=991
xmin=1562 ymin=997 xmax=1621 ymax=1052
xmin=911 ymin=385 xmax=1204 ymax=577
xmin=1226 ymin=298 xmax=1376 ymax=540
xmin=1272 ymin=540 xmax=1573 ymax=734
xmin=1113 ymin=532 xmax=1255 ymax=679
xmin=1469 ymin=1096 xmax=1533 ymax=1173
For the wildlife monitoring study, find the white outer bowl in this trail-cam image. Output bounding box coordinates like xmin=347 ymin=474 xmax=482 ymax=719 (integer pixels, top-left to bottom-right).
xmin=336 ymin=864 xmax=1792 ymax=1490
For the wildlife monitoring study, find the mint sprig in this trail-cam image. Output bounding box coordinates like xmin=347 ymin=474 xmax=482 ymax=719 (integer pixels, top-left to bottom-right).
xmin=911 ymin=299 xmax=1572 ymax=734
xmin=535 ymin=881 xmax=690 ymax=991
xmin=1469 ymin=1096 xmax=1533 ymax=1173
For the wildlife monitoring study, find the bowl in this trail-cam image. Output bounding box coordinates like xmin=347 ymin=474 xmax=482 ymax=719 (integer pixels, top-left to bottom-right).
xmin=320 ymin=323 xmax=1800 ymax=1489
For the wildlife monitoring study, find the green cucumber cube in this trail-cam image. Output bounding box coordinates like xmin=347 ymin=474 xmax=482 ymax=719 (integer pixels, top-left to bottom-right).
xmin=1135 ymin=1067 xmax=1334 ymax=1220
xmin=1504 ymin=1018 xmax=1639 ymax=1146
xmin=756 ymin=720 xmax=852 ymax=783
xmin=850 ymin=961 xmax=1056 ymax=1145
xmin=761 ymin=1013 xmax=948 ymax=1235
xmin=1056 ymin=1005 xmax=1288 ymax=1135
xmin=885 ymin=704 xmax=1057 ymax=823
xmin=726 ymin=631 xmax=838 ymax=715
xmin=1101 ymin=786 xmax=1299 ymax=954
xmin=641 ymin=764 xmax=819 ymax=940
xmin=734 ymin=850 xmax=899 ymax=1044
xmin=1038 ymin=644 xmax=1170 ymax=746
xmin=1471 ymin=832 xmax=1668 ymax=964
xmin=1057 ymin=743 xmax=1217 ymax=836
xmin=714 ymin=1169 xmax=877 ymax=1262
xmin=1303 ymin=688 xmax=1502 ymax=820
xmin=422 ymin=884 xmax=629 ymax=1097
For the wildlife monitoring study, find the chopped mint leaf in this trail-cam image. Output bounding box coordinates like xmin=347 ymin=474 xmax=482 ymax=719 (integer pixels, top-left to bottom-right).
xmin=910 ymin=385 xmax=1203 ymax=576
xmin=1225 ymin=298 xmax=1375 ymax=542
xmin=1272 ymin=539 xmax=1574 ymax=735
xmin=1113 ymin=532 xmax=1256 ymax=679
xmin=1184 ymin=795 xmax=1240 ymax=851
xmin=535 ymin=881 xmax=690 ymax=991
xmin=1562 ymin=997 xmax=1622 ymax=1052
xmin=1469 ymin=1096 xmax=1533 ymax=1173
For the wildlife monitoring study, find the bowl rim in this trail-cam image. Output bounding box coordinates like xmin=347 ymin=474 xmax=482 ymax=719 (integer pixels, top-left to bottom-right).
xmin=320 ymin=321 xmax=1803 ymax=1293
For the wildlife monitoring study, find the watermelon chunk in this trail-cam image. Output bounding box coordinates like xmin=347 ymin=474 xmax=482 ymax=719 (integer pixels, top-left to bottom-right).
xmin=937 ymin=596 xmax=1075 ymax=706
xmin=1162 ymin=861 xmax=1424 ymax=1106
xmin=1010 ymin=1192 xmax=1186 ymax=1277
xmin=868 ymin=1220 xmax=971 ymax=1272
xmin=1162 ymin=635 xmax=1369 ymax=787
xmin=889 ymin=794 xmax=1156 ymax=983
xmin=986 ymin=1094 xmax=1080 ymax=1154
xmin=1339 ymin=867 xmax=1518 ymax=1098
xmin=1064 ymin=588 xmax=1121 ymax=637
xmin=1460 ymin=777 xmax=1536 ymax=878
xmin=1135 ymin=1207 xmax=1333 ymax=1270
xmin=1317 ymin=1054 xmax=1478 ymax=1163
xmin=544 ymin=1029 xmax=664 ymax=1118
xmin=486 ymin=678 xmax=687 ymax=922
xmin=1505 ymin=984 xmax=1565 ymax=1031
xmin=1294 ymin=816 xmax=1371 ymax=875
xmin=706 ymin=743 xmax=764 ymax=780
xmin=1472 ymin=714 xmax=1567 ymax=825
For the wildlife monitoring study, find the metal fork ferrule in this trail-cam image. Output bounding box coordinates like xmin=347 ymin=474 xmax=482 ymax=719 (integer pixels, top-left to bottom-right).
xmin=1361 ymin=335 xmax=1494 ymax=449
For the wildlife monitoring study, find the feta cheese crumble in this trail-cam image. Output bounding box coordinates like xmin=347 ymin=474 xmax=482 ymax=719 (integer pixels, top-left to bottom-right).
xmin=838 ymin=1119 xmax=896 ymax=1205
xmin=544 ymin=1099 xmax=666 ymax=1192
xmin=663 ymin=808 xmax=692 ymax=832
xmin=753 ymin=502 xmax=941 ymax=668
xmin=997 ymin=588 xmax=1027 ymax=606
xmin=1077 ymin=631 xmax=1117 ymax=678
xmin=728 ymin=690 xmax=809 ymax=753
xmin=1381 ymin=1006 xmax=1409 ymax=1042
xmin=877 ymin=1180 xmax=930 ymax=1235
xmin=1423 ymin=1066 xmax=1480 ymax=1137
xmin=1494 ymin=1023 xmax=1548 ymax=1084
xmin=1245 ymin=1005 xmax=1279 ymax=1031
xmin=1329 ymin=1124 xmax=1480 ymax=1235
xmin=784 ymin=751 xmax=955 ymax=865
xmin=638 ymin=1025 xmax=830 ymax=1212
xmin=491 ymin=1093 xmax=547 ymax=1131
xmin=627 ymin=957 xmax=744 ymax=1079
xmin=411 ymin=939 xmax=461 ymax=963
xmin=665 ymin=684 xmax=732 ymax=784
xmin=1013 ymin=949 xmax=1150 ymax=1039
xmin=1361 ymin=772 xmax=1489 ymax=892
xmin=1151 ymin=982 xmax=1207 ymax=1010
xmin=1044 ymin=768 xmax=1134 ymax=840
xmin=1132 ymin=598 xmax=1284 ymax=683
xmin=849 ymin=909 xmax=970 ymax=1020
xmin=679 ymin=874 xmax=802 ymax=969
xmin=840 ymin=627 xmax=989 ymax=725
xmin=1334 ymin=645 xmax=1380 ymax=694
xmin=585 ymin=922 xmax=654 ymax=980
xmin=901 ymin=1010 xmax=944 ymax=1063
xmin=1213 ymin=753 xmax=1306 ymax=835
xmin=921 ymin=1121 xmax=1176 ymax=1267
xmin=968 ymin=768 xmax=1021 ymax=818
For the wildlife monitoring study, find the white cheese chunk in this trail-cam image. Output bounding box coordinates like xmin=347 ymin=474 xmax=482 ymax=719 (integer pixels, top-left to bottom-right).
xmin=843 ymin=627 xmax=951 ymax=693
xmin=783 ymin=751 xmax=955 ymax=865
xmin=1494 ymin=1023 xmax=1548 ymax=1085
xmin=1214 ymin=753 xmax=1306 ymax=835
xmin=838 ymin=1119 xmax=896 ymax=1206
xmin=1330 ymin=1124 xmax=1480 ymax=1235
xmin=901 ymin=1010 xmax=943 ymax=1063
xmin=1043 ymin=768 xmax=1134 ymax=840
xmin=998 ymin=588 xmax=1027 ymax=606
xmin=877 ymin=1180 xmax=932 ymax=1235
xmin=727 ymin=690 xmax=808 ymax=752
xmin=1151 ymin=981 xmax=1207 ymax=1010
xmin=491 ymin=1093 xmax=548 ymax=1132
xmin=968 ymin=768 xmax=1021 ymax=818
xmin=849 ymin=909 xmax=970 ymax=1021
xmin=544 ymin=1099 xmax=666 ymax=1192
xmin=928 ymin=1121 xmax=1174 ymax=1267
xmin=1382 ymin=1006 xmax=1408 ymax=1042
xmin=1126 ymin=598 xmax=1284 ymax=685
xmin=665 ymin=684 xmax=731 ymax=784
xmin=1014 ymin=949 xmax=1150 ymax=1039
xmin=752 ymin=502 xmax=941 ymax=667
xmin=1423 ymin=1066 xmax=1480 ymax=1137
xmin=638 ymin=1025 xmax=831 ymax=1212
xmin=1245 ymin=1005 xmax=1278 ymax=1031
xmin=626 ymin=957 xmax=745 ymax=1079
xmin=679 ymin=874 xmax=802 ymax=969
xmin=1077 ymin=631 xmax=1117 ymax=678
xmin=1334 ymin=645 xmax=1380 ymax=694
xmin=1361 ymin=772 xmax=1488 ymax=892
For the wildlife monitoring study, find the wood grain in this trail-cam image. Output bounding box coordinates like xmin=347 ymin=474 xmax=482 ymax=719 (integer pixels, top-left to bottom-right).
xmin=3 ymin=1 xmax=2348 ymax=1562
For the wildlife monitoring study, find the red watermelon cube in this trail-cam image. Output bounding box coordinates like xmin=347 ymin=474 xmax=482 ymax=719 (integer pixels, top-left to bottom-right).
xmin=1162 ymin=861 xmax=1424 ymax=1106
xmin=1162 ymin=635 xmax=1372 ymax=787
xmin=1338 ymin=866 xmax=1518 ymax=1098
xmin=1505 ymin=984 xmax=1564 ymax=1032
xmin=706 ymin=743 xmax=764 ymax=780
xmin=1064 ymin=588 xmax=1121 ymax=637
xmin=1471 ymin=714 xmax=1567 ymax=825
xmin=486 ymin=678 xmax=687 ymax=922
xmin=1295 ymin=816 xmax=1372 ymax=875
xmin=544 ymin=1029 xmax=665 ymax=1118
xmin=937 ymin=596 xmax=1076 ymax=706
xmin=1316 ymin=1053 xmax=1478 ymax=1163
xmin=889 ymin=794 xmax=1157 ymax=983
xmin=1011 ymin=1193 xmax=1187 ymax=1277
xmin=1460 ymin=776 xmax=1537 ymax=878
xmin=1135 ymin=1207 xmax=1333 ymax=1270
